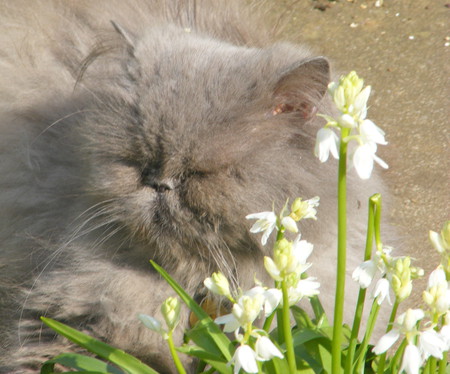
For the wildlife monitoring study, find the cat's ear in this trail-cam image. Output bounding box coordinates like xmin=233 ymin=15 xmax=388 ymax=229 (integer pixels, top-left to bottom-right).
xmin=111 ymin=20 xmax=136 ymax=50
xmin=272 ymin=57 xmax=330 ymax=119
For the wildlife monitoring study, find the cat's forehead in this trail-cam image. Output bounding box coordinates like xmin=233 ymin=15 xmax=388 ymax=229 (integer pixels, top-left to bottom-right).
xmin=134 ymin=28 xmax=279 ymax=127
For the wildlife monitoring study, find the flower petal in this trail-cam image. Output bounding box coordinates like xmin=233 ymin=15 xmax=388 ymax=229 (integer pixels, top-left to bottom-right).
xmin=255 ymin=336 xmax=284 ymax=361
xmin=232 ymin=345 xmax=258 ymax=374
xmin=372 ymin=329 xmax=401 ymax=354
xmin=399 ymin=344 xmax=422 ymax=374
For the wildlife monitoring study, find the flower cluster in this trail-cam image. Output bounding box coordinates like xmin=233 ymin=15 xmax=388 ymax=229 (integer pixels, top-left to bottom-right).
xmin=205 ymin=277 xmax=283 ymax=373
xmin=315 ymin=71 xmax=388 ymax=179
xmin=372 ymin=262 xmax=450 ymax=374
xmin=352 ymin=246 xmax=423 ymax=305
xmin=202 ymin=197 xmax=321 ymax=373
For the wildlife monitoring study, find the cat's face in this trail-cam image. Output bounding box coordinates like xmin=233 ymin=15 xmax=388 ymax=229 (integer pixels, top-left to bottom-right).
xmin=79 ymin=26 xmax=330 ymax=273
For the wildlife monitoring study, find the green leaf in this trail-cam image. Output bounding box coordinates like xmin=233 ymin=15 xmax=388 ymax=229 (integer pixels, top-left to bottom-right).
xmin=291 ymin=306 xmax=315 ymax=330
xmin=150 ymin=261 xmax=234 ymax=361
xmin=41 ymin=353 xmax=124 ymax=374
xmin=40 ymin=317 xmax=159 ymax=374
xmin=177 ymin=345 xmax=231 ymax=374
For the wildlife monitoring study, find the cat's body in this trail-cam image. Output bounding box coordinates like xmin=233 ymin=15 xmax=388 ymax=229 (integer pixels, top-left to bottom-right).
xmin=0 ymin=1 xmax=386 ymax=372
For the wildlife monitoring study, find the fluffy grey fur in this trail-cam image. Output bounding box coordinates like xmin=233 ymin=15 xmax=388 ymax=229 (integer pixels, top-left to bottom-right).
xmin=0 ymin=1 xmax=386 ymax=372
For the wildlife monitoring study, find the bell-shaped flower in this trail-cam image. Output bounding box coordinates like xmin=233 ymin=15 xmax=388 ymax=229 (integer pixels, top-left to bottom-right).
xmin=373 ymin=308 xmax=425 ymax=354
xmin=430 ymin=221 xmax=450 ymax=254
xmin=352 ymin=142 xmax=388 ymax=180
xmin=359 ymin=119 xmax=387 ymax=145
xmin=286 ymin=277 xmax=321 ymax=306
xmin=204 ymin=272 xmax=233 ymax=300
xmin=372 ymin=278 xmax=392 ymax=305
xmin=230 ymin=345 xmax=258 ymax=374
xmin=281 ymin=215 xmax=298 ymax=233
xmin=418 ymin=328 xmax=448 ymax=360
xmin=399 ymin=344 xmax=422 ymax=374
xmin=314 ymin=127 xmax=339 ymax=163
xmin=255 ymin=336 xmax=284 ymax=361
xmin=246 ymin=211 xmax=277 ymax=246
xmin=353 ymin=259 xmax=378 ymax=289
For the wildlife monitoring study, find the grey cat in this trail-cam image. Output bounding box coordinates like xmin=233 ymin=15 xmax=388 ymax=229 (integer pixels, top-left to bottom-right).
xmin=0 ymin=0 xmax=386 ymax=373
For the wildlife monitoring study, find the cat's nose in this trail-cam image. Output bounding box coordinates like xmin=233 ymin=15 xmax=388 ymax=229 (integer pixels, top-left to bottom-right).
xmin=149 ymin=179 xmax=174 ymax=193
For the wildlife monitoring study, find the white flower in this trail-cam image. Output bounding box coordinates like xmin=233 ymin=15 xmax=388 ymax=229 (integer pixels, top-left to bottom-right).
xmin=287 ymin=277 xmax=321 ymax=306
xmin=399 ymin=344 xmax=422 ymax=374
xmin=353 ymin=259 xmax=378 ymax=289
xmin=359 ymin=119 xmax=387 ymax=145
xmin=352 ymin=85 xmax=371 ymax=119
xmin=255 ymin=336 xmax=284 ymax=361
xmin=230 ymin=345 xmax=258 ymax=374
xmin=352 ymin=142 xmax=388 ymax=180
xmin=338 ymin=113 xmax=357 ymax=128
xmin=372 ymin=278 xmax=392 ymax=305
xmin=314 ymin=127 xmax=339 ymax=162
xmin=423 ymin=266 xmax=450 ymax=316
xmin=215 ymin=292 xmax=266 ymax=333
xmin=204 ymin=272 xmax=232 ymax=299
xmin=281 ymin=215 xmax=298 ymax=233
xmin=418 ymin=329 xmax=447 ymax=360
xmin=373 ymin=309 xmax=425 ymax=354
xmin=290 ymin=196 xmax=320 ymax=222
xmin=243 ymin=286 xmax=282 ymax=317
xmin=246 ymin=211 xmax=277 ymax=246
xmin=373 ymin=329 xmax=402 ymax=355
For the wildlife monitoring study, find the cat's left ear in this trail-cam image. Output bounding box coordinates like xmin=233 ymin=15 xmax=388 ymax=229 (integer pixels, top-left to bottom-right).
xmin=272 ymin=57 xmax=330 ymax=119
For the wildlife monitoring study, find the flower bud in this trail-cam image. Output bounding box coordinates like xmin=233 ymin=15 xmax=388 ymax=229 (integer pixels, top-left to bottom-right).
xmin=161 ymin=296 xmax=181 ymax=331
xmin=204 ymin=272 xmax=232 ymax=299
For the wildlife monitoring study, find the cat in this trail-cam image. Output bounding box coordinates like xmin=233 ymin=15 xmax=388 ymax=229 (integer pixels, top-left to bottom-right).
xmin=0 ymin=0 xmax=387 ymax=372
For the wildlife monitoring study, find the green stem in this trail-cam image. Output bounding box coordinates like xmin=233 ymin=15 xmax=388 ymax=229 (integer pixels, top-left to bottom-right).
xmin=428 ymin=357 xmax=437 ymax=374
xmin=281 ymin=280 xmax=296 ymax=374
xmin=376 ymin=300 xmax=399 ymax=374
xmin=332 ymin=127 xmax=350 ymax=374
xmin=263 ymin=310 xmax=276 ymax=332
xmin=354 ymin=300 xmax=380 ymax=373
xmin=344 ymin=195 xmax=379 ymax=373
xmin=438 ymin=352 xmax=448 ymax=374
xmin=167 ymin=331 xmax=187 ymax=374
xmin=390 ymin=338 xmax=407 ymax=372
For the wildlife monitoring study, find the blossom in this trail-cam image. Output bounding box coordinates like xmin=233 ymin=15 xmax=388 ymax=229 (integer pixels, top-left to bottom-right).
xmin=255 ymin=336 xmax=284 ymax=361
xmin=422 ymin=266 xmax=450 ymax=318
xmin=352 ymin=142 xmax=388 ymax=180
xmin=204 ymin=272 xmax=232 ymax=300
xmin=264 ymin=236 xmax=313 ymax=282
xmin=314 ymin=127 xmax=339 ymax=162
xmin=352 ymin=246 xmax=391 ymax=289
xmin=286 ymin=277 xmax=320 ymax=306
xmin=230 ymin=345 xmax=258 ymax=374
xmin=373 ymin=308 xmax=424 ymax=355
xmin=289 ymin=196 xmax=320 ymax=222
xmin=280 ymin=215 xmax=298 ymax=233
xmin=215 ymin=291 xmax=266 ymax=333
xmin=372 ymin=278 xmax=392 ymax=305
xmin=430 ymin=221 xmax=450 ymax=278
xmin=399 ymin=344 xmax=422 ymax=374
xmin=316 ymin=71 xmax=388 ymax=180
xmin=418 ymin=329 xmax=448 ymax=360
xmin=246 ymin=211 xmax=277 ymax=245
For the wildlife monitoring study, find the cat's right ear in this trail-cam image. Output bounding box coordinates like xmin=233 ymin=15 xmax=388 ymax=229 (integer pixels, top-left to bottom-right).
xmin=111 ymin=21 xmax=136 ymax=51
xmin=272 ymin=57 xmax=330 ymax=120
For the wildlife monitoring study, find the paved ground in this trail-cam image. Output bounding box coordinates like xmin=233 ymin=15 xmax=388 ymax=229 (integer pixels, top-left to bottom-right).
xmin=274 ymin=0 xmax=449 ymax=305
